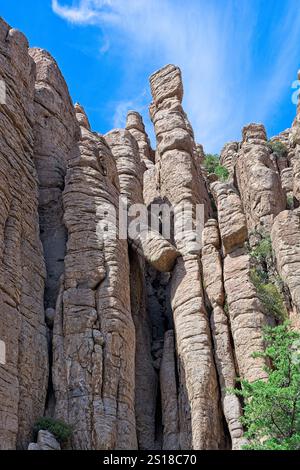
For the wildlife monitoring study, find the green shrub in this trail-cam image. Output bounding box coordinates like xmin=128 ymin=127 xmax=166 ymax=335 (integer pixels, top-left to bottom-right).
xmin=203 ymin=154 xmax=220 ymax=173
xmin=215 ymin=165 xmax=229 ymax=181
xmin=267 ymin=141 xmax=288 ymax=160
xmin=34 ymin=417 xmax=73 ymax=444
xmin=250 ymin=268 xmax=287 ymax=320
xmin=233 ymin=323 xmax=300 ymax=450
xmin=250 ymin=235 xmax=273 ymax=265
xmin=249 ymin=233 xmax=287 ymax=320
xmin=203 ymin=154 xmax=229 ymax=182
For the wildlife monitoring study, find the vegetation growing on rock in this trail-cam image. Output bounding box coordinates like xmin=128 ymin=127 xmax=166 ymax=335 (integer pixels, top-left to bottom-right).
xmin=267 ymin=140 xmax=288 ymax=160
xmin=234 ymin=323 xmax=300 ymax=450
xmin=249 ymin=233 xmax=287 ymax=320
xmin=203 ymin=154 xmax=229 ymax=181
xmin=34 ymin=417 xmax=73 ymax=444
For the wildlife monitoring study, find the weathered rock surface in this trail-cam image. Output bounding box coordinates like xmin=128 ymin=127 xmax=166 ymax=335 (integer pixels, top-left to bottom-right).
xmin=220 ymin=142 xmax=239 ymax=178
xmin=0 ymin=18 xmax=48 ymax=450
xmin=160 ymin=330 xmax=179 ymax=450
xmin=28 ymin=430 xmax=61 ymax=450
xmin=212 ymin=179 xmax=268 ymax=383
xmin=271 ymin=209 xmax=300 ymax=326
xmin=211 ymin=181 xmax=248 ymax=255
xmin=150 ymin=64 xmax=222 ymax=450
xmin=202 ymin=220 xmax=245 ymax=449
xmin=29 ymin=48 xmax=79 ymax=311
xmin=280 ymin=167 xmax=294 ymax=199
xmin=126 ymin=111 xmax=154 ymax=165
xmin=52 ymin=107 xmax=137 ymax=450
xmin=105 ymin=128 xmax=157 ymax=449
xmin=223 ymin=249 xmax=268 ymax=383
xmin=236 ymin=124 xmax=286 ymax=233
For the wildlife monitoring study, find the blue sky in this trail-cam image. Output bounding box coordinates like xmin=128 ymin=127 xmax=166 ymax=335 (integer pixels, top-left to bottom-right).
xmin=1 ymin=0 xmax=300 ymax=153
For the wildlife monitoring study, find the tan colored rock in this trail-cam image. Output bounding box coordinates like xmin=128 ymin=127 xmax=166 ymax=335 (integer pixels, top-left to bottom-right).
xmin=220 ymin=142 xmax=239 ymax=178
xmin=52 ymin=109 xmax=137 ymax=450
xmin=280 ymin=168 xmax=294 ymax=198
xmin=269 ymin=130 xmax=290 ymax=175
xmin=171 ymin=257 xmax=222 ymax=449
xmin=29 ymin=48 xmax=79 ymax=311
xmin=150 ymin=64 xmax=183 ymax=106
xmin=211 ymin=181 xmax=248 ymax=255
xmin=126 ymin=111 xmax=154 ymax=165
xmin=105 ymin=128 xmax=158 ymax=449
xmin=202 ymin=219 xmax=220 ymax=249
xmin=224 ymin=249 xmax=268 ymax=382
xmin=271 ymin=209 xmax=300 ymax=325
xmin=196 ymin=144 xmax=205 ymax=164
xmin=28 ymin=430 xmax=61 ymax=450
xmin=143 ymin=163 xmax=161 ymax=208
xmin=150 ymin=65 xmax=222 ymax=450
xmin=202 ymin=220 xmax=245 ymax=450
xmin=105 ymin=129 xmax=179 ymax=273
xmin=0 ymin=18 xmax=48 ymax=450
xmin=236 ymin=124 xmax=286 ymax=233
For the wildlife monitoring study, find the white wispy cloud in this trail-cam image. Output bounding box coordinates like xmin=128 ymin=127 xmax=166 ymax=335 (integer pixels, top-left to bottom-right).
xmin=52 ymin=0 xmax=300 ymax=152
xmin=112 ymin=90 xmax=149 ymax=129
xmin=99 ymin=36 xmax=110 ymax=54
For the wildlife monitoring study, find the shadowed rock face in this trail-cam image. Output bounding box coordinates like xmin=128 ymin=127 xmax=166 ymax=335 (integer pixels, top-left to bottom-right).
xmin=53 ymin=108 xmax=137 ymax=450
xmin=0 ymin=19 xmax=48 ymax=450
xmin=1 ymin=17 xmax=300 ymax=451
xmin=29 ymin=48 xmax=79 ymax=312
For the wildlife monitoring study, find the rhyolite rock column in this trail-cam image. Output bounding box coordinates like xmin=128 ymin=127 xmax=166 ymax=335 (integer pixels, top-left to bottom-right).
xmin=150 ymin=64 xmax=222 ymax=450
xmin=0 ymin=18 xmax=48 ymax=449
xmin=52 ymin=106 xmax=137 ymax=450
xmin=211 ymin=181 xmax=268 ymax=383
xmin=271 ymin=209 xmax=300 ymax=328
xmin=29 ymin=48 xmax=79 ymax=312
xmin=202 ymin=219 xmax=245 ymax=450
xmin=236 ymin=124 xmax=286 ymax=233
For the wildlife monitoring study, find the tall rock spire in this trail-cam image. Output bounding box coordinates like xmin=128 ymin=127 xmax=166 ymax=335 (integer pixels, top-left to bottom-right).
xmin=150 ymin=64 xmax=222 ymax=449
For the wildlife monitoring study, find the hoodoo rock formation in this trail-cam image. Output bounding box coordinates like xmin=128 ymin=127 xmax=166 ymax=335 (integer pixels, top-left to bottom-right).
xmin=1 ymin=17 xmax=300 ymax=450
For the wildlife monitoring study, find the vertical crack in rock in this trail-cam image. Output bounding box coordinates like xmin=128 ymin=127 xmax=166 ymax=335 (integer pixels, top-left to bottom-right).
xmin=236 ymin=124 xmax=286 ymax=233
xmin=105 ymin=129 xmax=158 ymax=450
xmin=201 ymin=219 xmax=246 ymax=449
xmin=220 ymin=142 xmax=239 ymax=180
xmin=0 ymin=18 xmax=48 ymax=449
xmin=160 ymin=330 xmax=179 ymax=450
xmin=211 ymin=181 xmax=268 ymax=383
xmin=271 ymin=209 xmax=300 ymax=329
xmin=29 ymin=48 xmax=79 ymax=311
xmin=52 ymin=107 xmax=137 ymax=450
xmin=29 ymin=47 xmax=79 ymax=417
xmin=150 ymin=64 xmax=222 ymax=450
xmin=126 ymin=111 xmax=155 ymax=167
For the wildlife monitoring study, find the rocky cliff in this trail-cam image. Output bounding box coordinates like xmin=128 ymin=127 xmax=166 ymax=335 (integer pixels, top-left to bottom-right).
xmin=0 ymin=17 xmax=299 ymax=450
